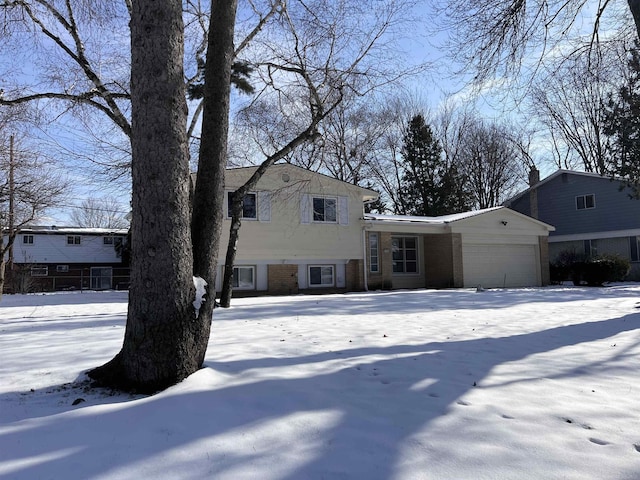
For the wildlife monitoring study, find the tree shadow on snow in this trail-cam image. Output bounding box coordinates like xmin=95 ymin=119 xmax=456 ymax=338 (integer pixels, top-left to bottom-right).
xmin=1 ymin=310 xmax=639 ymax=479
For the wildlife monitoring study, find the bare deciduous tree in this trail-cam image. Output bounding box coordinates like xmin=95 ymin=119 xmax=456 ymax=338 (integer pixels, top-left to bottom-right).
xmin=69 ymin=197 xmax=129 ymax=229
xmin=0 ymin=134 xmax=66 ymax=299
xmin=218 ymin=0 xmax=422 ymax=306
xmin=456 ymin=117 xmax=529 ymax=209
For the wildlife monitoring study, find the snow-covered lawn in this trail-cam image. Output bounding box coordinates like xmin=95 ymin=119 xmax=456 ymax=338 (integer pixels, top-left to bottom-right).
xmin=2 ymin=285 xmax=640 ymax=479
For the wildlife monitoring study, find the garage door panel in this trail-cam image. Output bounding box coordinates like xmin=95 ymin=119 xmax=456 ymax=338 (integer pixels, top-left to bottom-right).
xmin=462 ymin=244 xmax=539 ymax=288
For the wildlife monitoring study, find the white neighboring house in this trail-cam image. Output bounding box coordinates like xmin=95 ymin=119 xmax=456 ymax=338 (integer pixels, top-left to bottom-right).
xmin=4 ymin=226 xmax=129 ymax=292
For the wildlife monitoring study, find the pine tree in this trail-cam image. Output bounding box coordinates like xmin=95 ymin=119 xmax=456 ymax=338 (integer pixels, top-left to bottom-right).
xmin=399 ymin=114 xmax=469 ymax=216
xmin=604 ymin=41 xmax=640 ymax=195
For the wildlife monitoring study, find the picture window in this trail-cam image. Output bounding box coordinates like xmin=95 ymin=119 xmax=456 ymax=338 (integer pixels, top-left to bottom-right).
xmin=392 ymin=237 xmax=418 ymax=274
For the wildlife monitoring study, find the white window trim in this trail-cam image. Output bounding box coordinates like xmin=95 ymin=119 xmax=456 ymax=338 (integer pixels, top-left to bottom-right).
xmin=31 ymin=265 xmax=48 ymax=277
xmin=308 ymin=265 xmax=335 ymax=287
xmin=369 ymin=232 xmax=379 ymax=273
xmin=226 ymin=191 xmax=258 ymax=220
xmin=312 ymin=196 xmax=338 ymax=224
xmin=67 ymin=235 xmax=82 ymax=245
xmin=233 ymin=265 xmax=256 ymax=290
xmin=576 ymin=194 xmax=596 ymax=210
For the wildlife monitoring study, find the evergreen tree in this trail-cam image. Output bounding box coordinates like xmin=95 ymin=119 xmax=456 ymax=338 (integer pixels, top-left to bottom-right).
xmin=399 ymin=114 xmax=469 ymax=216
xmin=604 ymin=41 xmax=640 ymax=195
xmin=363 ymin=182 xmax=387 ymax=214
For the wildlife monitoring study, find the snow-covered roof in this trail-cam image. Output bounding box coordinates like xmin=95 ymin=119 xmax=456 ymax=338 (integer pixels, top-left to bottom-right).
xmin=10 ymin=226 xmax=128 ymax=235
xmin=364 ymin=206 xmax=505 ymax=225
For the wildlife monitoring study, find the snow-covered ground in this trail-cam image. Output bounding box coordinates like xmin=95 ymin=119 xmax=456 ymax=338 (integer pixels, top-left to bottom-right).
xmin=2 ymin=285 xmax=640 ymax=479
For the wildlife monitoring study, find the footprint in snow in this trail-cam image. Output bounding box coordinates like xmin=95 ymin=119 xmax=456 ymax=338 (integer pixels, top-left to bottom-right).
xmin=456 ymin=400 xmax=471 ymax=406
xmin=501 ymin=414 xmax=515 ymax=420
xmin=589 ymin=438 xmax=610 ymax=446
xmin=634 ymin=444 xmax=640 ymax=453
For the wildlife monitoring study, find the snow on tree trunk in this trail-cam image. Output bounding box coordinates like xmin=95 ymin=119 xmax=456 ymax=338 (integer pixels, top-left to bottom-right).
xmin=191 ymin=0 xmax=238 ymax=317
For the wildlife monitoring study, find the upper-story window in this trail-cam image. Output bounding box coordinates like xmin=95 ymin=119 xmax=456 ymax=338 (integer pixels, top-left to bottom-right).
xmin=300 ymin=194 xmax=348 ymax=225
xmin=227 ymin=192 xmax=257 ymax=220
xmin=103 ymin=236 xmax=114 ymax=245
xmin=67 ymin=235 xmax=81 ymax=245
xmin=313 ymin=196 xmax=337 ymax=223
xmin=23 ymin=235 xmax=34 ymax=245
xmin=576 ymin=194 xmax=595 ymax=210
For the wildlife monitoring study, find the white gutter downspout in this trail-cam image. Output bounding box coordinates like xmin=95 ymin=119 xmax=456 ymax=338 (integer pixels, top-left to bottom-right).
xmin=362 ymin=225 xmax=369 ymax=291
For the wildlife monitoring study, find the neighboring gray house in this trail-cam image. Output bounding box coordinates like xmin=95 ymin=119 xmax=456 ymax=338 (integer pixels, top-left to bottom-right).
xmin=504 ymin=169 xmax=640 ymax=280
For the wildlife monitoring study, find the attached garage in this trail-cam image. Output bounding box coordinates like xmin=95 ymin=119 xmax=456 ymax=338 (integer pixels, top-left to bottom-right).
xmin=462 ymin=243 xmax=539 ymax=288
xmin=364 ymin=207 xmax=555 ymax=290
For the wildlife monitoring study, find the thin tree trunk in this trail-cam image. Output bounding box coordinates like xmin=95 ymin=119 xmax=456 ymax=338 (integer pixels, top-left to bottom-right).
xmin=218 ymin=124 xmax=322 ymax=307
xmin=89 ymin=0 xmax=197 ymax=393
xmin=191 ymin=0 xmax=239 ymax=318
xmin=219 ymin=192 xmax=242 ymax=308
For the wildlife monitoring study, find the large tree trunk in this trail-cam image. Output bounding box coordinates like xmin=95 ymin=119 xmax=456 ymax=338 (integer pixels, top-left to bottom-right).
xmin=629 ymin=0 xmax=640 ymax=40
xmin=89 ymin=0 xmax=198 ymax=393
xmin=191 ymin=0 xmax=238 ymax=316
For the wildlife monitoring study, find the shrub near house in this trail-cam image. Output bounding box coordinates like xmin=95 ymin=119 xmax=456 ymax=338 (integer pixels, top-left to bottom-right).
xmin=551 ymin=251 xmax=630 ymax=286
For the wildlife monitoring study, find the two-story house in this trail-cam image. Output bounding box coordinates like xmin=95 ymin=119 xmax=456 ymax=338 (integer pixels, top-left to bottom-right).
xmin=4 ymin=226 xmax=129 ymax=292
xmin=220 ymin=164 xmax=554 ymax=294
xmin=4 ymin=165 xmax=555 ymax=295
xmin=504 ymin=169 xmax=640 ymax=280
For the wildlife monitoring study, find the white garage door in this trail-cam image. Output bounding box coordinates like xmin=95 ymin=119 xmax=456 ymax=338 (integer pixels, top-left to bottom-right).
xmin=462 ymin=244 xmax=539 ymax=288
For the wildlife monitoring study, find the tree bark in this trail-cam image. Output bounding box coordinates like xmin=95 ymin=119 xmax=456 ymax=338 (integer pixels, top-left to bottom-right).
xmin=629 ymin=0 xmax=640 ymax=40
xmin=191 ymin=0 xmax=239 ymax=317
xmin=89 ymin=0 xmax=198 ymax=393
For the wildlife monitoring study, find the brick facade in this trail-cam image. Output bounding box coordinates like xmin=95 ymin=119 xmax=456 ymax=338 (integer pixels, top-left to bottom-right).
xmin=267 ymin=264 xmax=299 ymax=295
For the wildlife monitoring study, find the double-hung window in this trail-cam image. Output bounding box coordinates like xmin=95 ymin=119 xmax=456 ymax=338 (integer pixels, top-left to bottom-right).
xmin=23 ymin=235 xmax=34 ymax=245
xmin=227 ymin=192 xmax=257 ymax=220
xmin=392 ymin=237 xmax=418 ymax=273
xmin=309 ymin=265 xmax=335 ymax=287
xmin=312 ymin=196 xmax=337 ymax=223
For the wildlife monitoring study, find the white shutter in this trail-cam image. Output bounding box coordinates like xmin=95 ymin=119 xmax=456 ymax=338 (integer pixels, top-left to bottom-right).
xmin=338 ymin=196 xmax=349 ymax=225
xmin=300 ymin=194 xmax=311 ymax=224
xmin=258 ymin=191 xmax=271 ymax=222
xmin=223 ymin=190 xmax=230 ymax=218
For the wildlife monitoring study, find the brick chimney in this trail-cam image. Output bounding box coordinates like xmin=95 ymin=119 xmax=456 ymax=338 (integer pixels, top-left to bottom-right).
xmin=528 ymin=167 xmax=540 ymax=219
